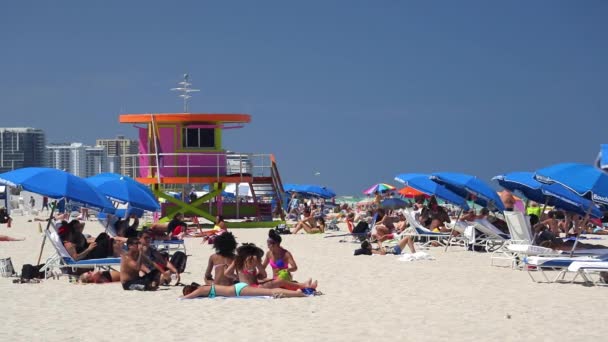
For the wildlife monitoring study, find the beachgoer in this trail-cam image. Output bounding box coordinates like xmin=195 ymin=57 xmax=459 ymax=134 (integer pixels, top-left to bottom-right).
xmin=374 ymin=191 xmax=382 ymax=208
xmin=0 ymin=208 xmax=13 ymax=227
xmin=226 ymin=243 xmax=318 ymax=290
xmin=499 ymin=190 xmax=515 ymax=211
xmin=354 ymin=236 xmax=416 ymax=256
xmin=204 ymin=232 xmax=237 ymax=285
xmin=138 ymin=230 xmax=181 ymax=285
xmin=120 ymin=237 xmax=161 ymax=291
xmin=262 ymin=230 xmax=298 ymax=281
xmin=41 ymin=196 xmax=49 ymax=211
xmin=67 ymin=220 xmax=120 ymax=258
xmin=419 ymin=196 xmax=450 ymax=232
xmin=79 ymin=270 xmax=120 ymax=283
xmin=181 ymin=282 xmax=310 ymax=299
xmin=114 ymin=215 xmax=140 ymax=238
xmin=0 ymin=235 xmax=24 ymax=241
xmin=371 ymin=208 xmax=396 ymax=241
xmin=29 ymin=196 xmax=35 ymax=209
xmin=291 ymin=208 xmax=317 ymax=234
xmin=57 ymin=223 xmax=114 ymax=261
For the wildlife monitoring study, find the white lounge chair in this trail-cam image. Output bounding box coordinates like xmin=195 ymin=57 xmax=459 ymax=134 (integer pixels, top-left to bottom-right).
xmin=568 ymin=261 xmax=608 ymax=286
xmin=40 ymin=225 xmax=121 ymax=279
xmin=491 ymin=211 xmax=543 ymax=267
xmin=523 ymin=254 xmax=608 ymax=283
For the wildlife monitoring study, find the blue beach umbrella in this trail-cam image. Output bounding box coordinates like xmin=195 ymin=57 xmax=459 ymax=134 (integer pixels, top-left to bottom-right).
xmin=534 ymin=163 xmax=608 ymax=207
xmin=0 ymin=167 xmax=115 ymax=213
xmin=394 ymin=173 xmax=470 ymax=210
xmin=380 ymin=198 xmax=408 ymax=209
xmin=87 ymin=174 xmax=159 ymax=212
xmin=430 ymin=172 xmax=505 ymax=211
xmin=493 ymin=172 xmax=602 ymax=218
xmin=284 ymin=184 xmax=336 ymax=199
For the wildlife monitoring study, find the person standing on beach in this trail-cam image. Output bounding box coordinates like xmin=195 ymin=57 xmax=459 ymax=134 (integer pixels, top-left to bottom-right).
xmin=29 ymin=196 xmax=35 ymax=209
xmin=41 ymin=196 xmax=49 ymax=211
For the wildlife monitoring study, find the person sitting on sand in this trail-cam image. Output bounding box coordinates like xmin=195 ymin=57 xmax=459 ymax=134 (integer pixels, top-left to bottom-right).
xmin=262 ymin=230 xmax=299 ymax=284
xmin=226 ymin=243 xmax=318 ymax=291
xmin=79 ymin=270 xmax=120 ymax=284
xmin=181 ymin=282 xmax=312 ymax=299
xmin=204 ymin=232 xmax=237 ymax=285
xmin=0 ymin=208 xmax=13 ymax=227
xmin=120 ymin=237 xmax=161 ymax=291
xmin=291 ymin=208 xmax=317 ymax=234
xmin=138 ymin=230 xmax=181 ymax=286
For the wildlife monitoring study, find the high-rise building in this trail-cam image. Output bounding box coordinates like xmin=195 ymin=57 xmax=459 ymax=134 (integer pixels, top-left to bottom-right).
xmin=46 ymin=143 xmax=87 ymax=177
xmin=0 ymin=127 xmax=46 ymax=173
xmin=96 ymin=135 xmax=138 ymax=177
xmin=46 ymin=143 xmax=109 ymax=177
xmin=85 ymin=145 xmax=108 ymax=177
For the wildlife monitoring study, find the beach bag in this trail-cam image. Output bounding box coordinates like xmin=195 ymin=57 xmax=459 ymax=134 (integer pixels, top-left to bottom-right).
xmin=20 ymin=264 xmax=45 ymax=280
xmin=275 ymin=224 xmax=291 ymax=235
xmin=0 ymin=257 xmax=16 ymax=277
xmin=170 ymin=251 xmax=187 ymax=274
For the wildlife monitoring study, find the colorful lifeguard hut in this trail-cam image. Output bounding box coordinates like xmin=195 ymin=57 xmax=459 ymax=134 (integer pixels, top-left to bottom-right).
xmin=117 ymin=112 xmax=286 ymax=227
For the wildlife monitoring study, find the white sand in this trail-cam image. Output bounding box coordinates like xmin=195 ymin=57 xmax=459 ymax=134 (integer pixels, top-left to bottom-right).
xmin=1 ymin=215 xmax=608 ymax=342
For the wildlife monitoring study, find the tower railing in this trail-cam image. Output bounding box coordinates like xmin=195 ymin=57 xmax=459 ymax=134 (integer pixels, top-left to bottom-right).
xmin=119 ymin=152 xmax=276 ymax=183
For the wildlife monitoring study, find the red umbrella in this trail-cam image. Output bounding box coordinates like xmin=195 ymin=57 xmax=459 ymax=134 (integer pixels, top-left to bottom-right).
xmin=398 ymin=186 xmax=429 ymax=199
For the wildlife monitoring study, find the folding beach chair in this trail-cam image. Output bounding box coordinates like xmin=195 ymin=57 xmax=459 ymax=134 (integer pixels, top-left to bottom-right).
xmin=491 ymin=211 xmax=542 ymax=268
xmin=40 ymin=225 xmax=121 ymax=279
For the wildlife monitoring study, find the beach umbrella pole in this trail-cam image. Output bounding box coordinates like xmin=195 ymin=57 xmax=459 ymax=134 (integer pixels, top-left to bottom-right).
xmin=568 ymin=206 xmax=593 ymax=258
xmin=36 ymin=200 xmax=57 ymax=265
xmin=444 ymin=208 xmax=463 ymax=252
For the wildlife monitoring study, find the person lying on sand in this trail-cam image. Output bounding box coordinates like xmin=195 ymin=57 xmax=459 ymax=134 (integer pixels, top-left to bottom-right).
xmin=354 ymin=236 xmax=416 ymax=256
xmin=181 ymin=282 xmax=313 ymax=299
xmin=0 ymin=235 xmax=24 ymax=241
xmin=79 ymin=270 xmax=120 ymax=283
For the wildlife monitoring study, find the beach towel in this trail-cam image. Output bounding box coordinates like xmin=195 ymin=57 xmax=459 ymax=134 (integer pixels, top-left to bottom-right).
xmin=398 ymin=252 xmax=435 ymax=262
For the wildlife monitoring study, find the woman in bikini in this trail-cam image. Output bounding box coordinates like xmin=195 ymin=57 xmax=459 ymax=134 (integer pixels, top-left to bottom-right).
xmin=227 ymin=243 xmax=317 ymax=290
xmin=203 ymin=232 xmax=237 ymax=285
xmin=181 ymin=282 xmax=309 ymax=299
xmin=262 ymin=229 xmax=298 ymax=280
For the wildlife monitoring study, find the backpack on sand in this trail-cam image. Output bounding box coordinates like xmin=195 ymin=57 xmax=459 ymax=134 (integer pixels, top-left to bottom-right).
xmin=169 ymin=251 xmax=187 ymax=274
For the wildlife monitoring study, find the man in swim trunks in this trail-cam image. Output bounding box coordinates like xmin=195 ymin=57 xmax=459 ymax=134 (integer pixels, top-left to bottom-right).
xmin=120 ymin=237 xmax=161 ymax=291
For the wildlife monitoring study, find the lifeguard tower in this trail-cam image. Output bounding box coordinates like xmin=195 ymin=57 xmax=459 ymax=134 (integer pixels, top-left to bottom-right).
xmin=118 ymin=75 xmax=285 ymax=227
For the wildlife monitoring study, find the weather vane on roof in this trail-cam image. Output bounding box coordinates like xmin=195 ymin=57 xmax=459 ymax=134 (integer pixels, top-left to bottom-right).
xmin=170 ymin=73 xmax=200 ymax=113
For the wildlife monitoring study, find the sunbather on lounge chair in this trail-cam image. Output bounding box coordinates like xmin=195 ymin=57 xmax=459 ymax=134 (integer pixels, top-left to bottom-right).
xmin=57 ymin=223 xmax=116 ymax=261
xmin=419 ymin=196 xmax=450 ymax=232
xmin=204 ymin=232 xmax=237 ymax=285
xmin=372 ymin=208 xmax=396 ymax=242
xmin=120 ymin=237 xmax=161 ymax=291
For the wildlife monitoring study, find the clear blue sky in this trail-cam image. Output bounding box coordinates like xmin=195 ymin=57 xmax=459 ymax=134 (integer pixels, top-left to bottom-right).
xmin=1 ymin=1 xmax=606 ymax=195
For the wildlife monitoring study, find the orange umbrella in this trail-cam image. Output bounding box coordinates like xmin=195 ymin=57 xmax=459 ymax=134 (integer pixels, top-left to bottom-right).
xmin=398 ymin=186 xmax=429 ymax=198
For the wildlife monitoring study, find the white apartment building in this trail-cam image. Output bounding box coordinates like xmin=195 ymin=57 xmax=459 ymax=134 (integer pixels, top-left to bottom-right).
xmin=46 ymin=143 xmax=109 ymax=177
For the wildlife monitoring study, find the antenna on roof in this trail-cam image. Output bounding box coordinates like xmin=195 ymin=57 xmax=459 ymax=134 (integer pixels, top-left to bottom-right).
xmin=170 ymin=73 xmax=200 ymax=113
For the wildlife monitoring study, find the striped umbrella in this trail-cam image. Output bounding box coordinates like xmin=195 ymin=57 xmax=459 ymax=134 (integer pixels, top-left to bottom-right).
xmin=363 ymin=183 xmax=396 ymax=195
